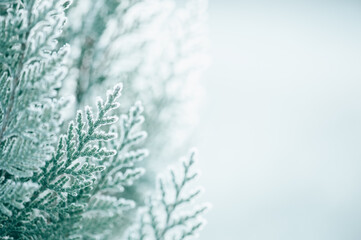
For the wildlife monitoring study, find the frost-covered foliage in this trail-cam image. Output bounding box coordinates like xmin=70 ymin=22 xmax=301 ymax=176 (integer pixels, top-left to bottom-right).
xmin=0 ymin=0 xmax=69 ymax=178
xmin=62 ymin=0 xmax=209 ymax=166
xmin=60 ymin=0 xmax=209 ymax=236
xmin=0 ymin=0 xmax=208 ymax=239
xmin=127 ymin=151 xmax=209 ymax=240
xmin=0 ymin=0 xmax=70 ymax=230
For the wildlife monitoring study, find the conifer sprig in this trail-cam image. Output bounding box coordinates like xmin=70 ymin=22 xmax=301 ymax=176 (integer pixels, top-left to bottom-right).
xmin=35 ymin=84 xmax=122 ymax=200
xmin=127 ymin=151 xmax=209 ymax=240
xmin=78 ymin=100 xmax=148 ymax=239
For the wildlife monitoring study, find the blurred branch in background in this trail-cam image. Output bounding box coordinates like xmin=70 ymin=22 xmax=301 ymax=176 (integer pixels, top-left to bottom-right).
xmin=62 ymin=0 xmax=209 ymax=166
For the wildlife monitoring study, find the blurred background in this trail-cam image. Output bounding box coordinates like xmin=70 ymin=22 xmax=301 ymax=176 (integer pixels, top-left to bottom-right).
xmin=197 ymin=0 xmax=361 ymax=239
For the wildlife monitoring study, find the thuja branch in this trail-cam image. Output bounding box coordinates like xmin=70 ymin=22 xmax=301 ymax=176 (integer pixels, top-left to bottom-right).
xmin=0 ymin=1 xmax=35 ymax=143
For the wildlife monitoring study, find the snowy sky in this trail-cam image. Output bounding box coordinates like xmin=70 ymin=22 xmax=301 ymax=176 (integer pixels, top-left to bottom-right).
xmin=196 ymin=0 xmax=361 ymax=239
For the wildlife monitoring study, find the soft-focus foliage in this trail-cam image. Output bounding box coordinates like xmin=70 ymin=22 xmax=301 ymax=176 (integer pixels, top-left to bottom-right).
xmin=0 ymin=0 xmax=208 ymax=239
xmin=127 ymin=151 xmax=209 ymax=240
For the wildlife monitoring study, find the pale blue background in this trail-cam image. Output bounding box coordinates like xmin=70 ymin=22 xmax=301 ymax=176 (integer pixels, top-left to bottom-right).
xmin=197 ymin=0 xmax=361 ymax=239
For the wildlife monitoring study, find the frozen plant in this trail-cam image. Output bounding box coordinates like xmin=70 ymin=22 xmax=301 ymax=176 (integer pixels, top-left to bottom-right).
xmin=127 ymin=151 xmax=209 ymax=240
xmin=0 ymin=0 xmax=208 ymax=239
